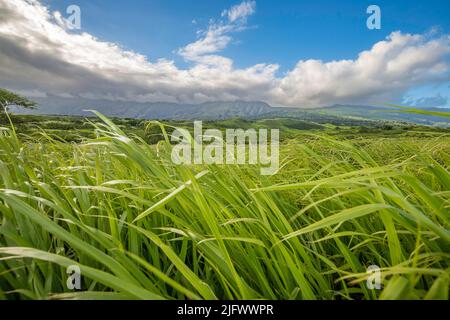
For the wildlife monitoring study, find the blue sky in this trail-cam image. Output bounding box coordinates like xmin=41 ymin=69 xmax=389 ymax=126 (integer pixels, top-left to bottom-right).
xmin=1 ymin=0 xmax=449 ymax=107
xmin=43 ymin=0 xmax=450 ymax=71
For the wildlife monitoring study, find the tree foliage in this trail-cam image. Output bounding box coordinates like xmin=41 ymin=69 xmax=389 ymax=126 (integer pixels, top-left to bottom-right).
xmin=0 ymin=88 xmax=37 ymax=112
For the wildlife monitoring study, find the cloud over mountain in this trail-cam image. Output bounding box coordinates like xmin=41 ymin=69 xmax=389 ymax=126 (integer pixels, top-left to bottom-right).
xmin=0 ymin=0 xmax=449 ymax=107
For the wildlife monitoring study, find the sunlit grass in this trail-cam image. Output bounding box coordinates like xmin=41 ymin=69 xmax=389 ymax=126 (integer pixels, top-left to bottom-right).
xmin=0 ymin=112 xmax=449 ymax=300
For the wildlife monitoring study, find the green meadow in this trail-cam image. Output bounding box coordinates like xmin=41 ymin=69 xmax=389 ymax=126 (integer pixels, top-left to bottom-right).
xmin=0 ymin=112 xmax=449 ymax=300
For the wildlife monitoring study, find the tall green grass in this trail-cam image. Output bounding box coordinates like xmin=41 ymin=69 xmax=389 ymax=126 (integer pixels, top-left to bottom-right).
xmin=0 ymin=112 xmax=449 ymax=300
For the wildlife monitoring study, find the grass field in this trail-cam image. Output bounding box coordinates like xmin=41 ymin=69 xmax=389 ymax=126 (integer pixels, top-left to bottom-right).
xmin=0 ymin=112 xmax=449 ymax=300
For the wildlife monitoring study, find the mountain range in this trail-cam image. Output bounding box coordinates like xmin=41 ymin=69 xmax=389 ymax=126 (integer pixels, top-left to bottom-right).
xmin=10 ymin=96 xmax=450 ymax=126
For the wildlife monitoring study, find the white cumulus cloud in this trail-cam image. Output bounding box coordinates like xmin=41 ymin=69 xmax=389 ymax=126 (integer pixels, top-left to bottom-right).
xmin=178 ymin=1 xmax=256 ymax=65
xmin=221 ymin=1 xmax=256 ymax=23
xmin=0 ymin=0 xmax=449 ymax=107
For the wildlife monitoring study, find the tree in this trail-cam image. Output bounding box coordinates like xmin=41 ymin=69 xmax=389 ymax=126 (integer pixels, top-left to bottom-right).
xmin=0 ymin=88 xmax=37 ymax=113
